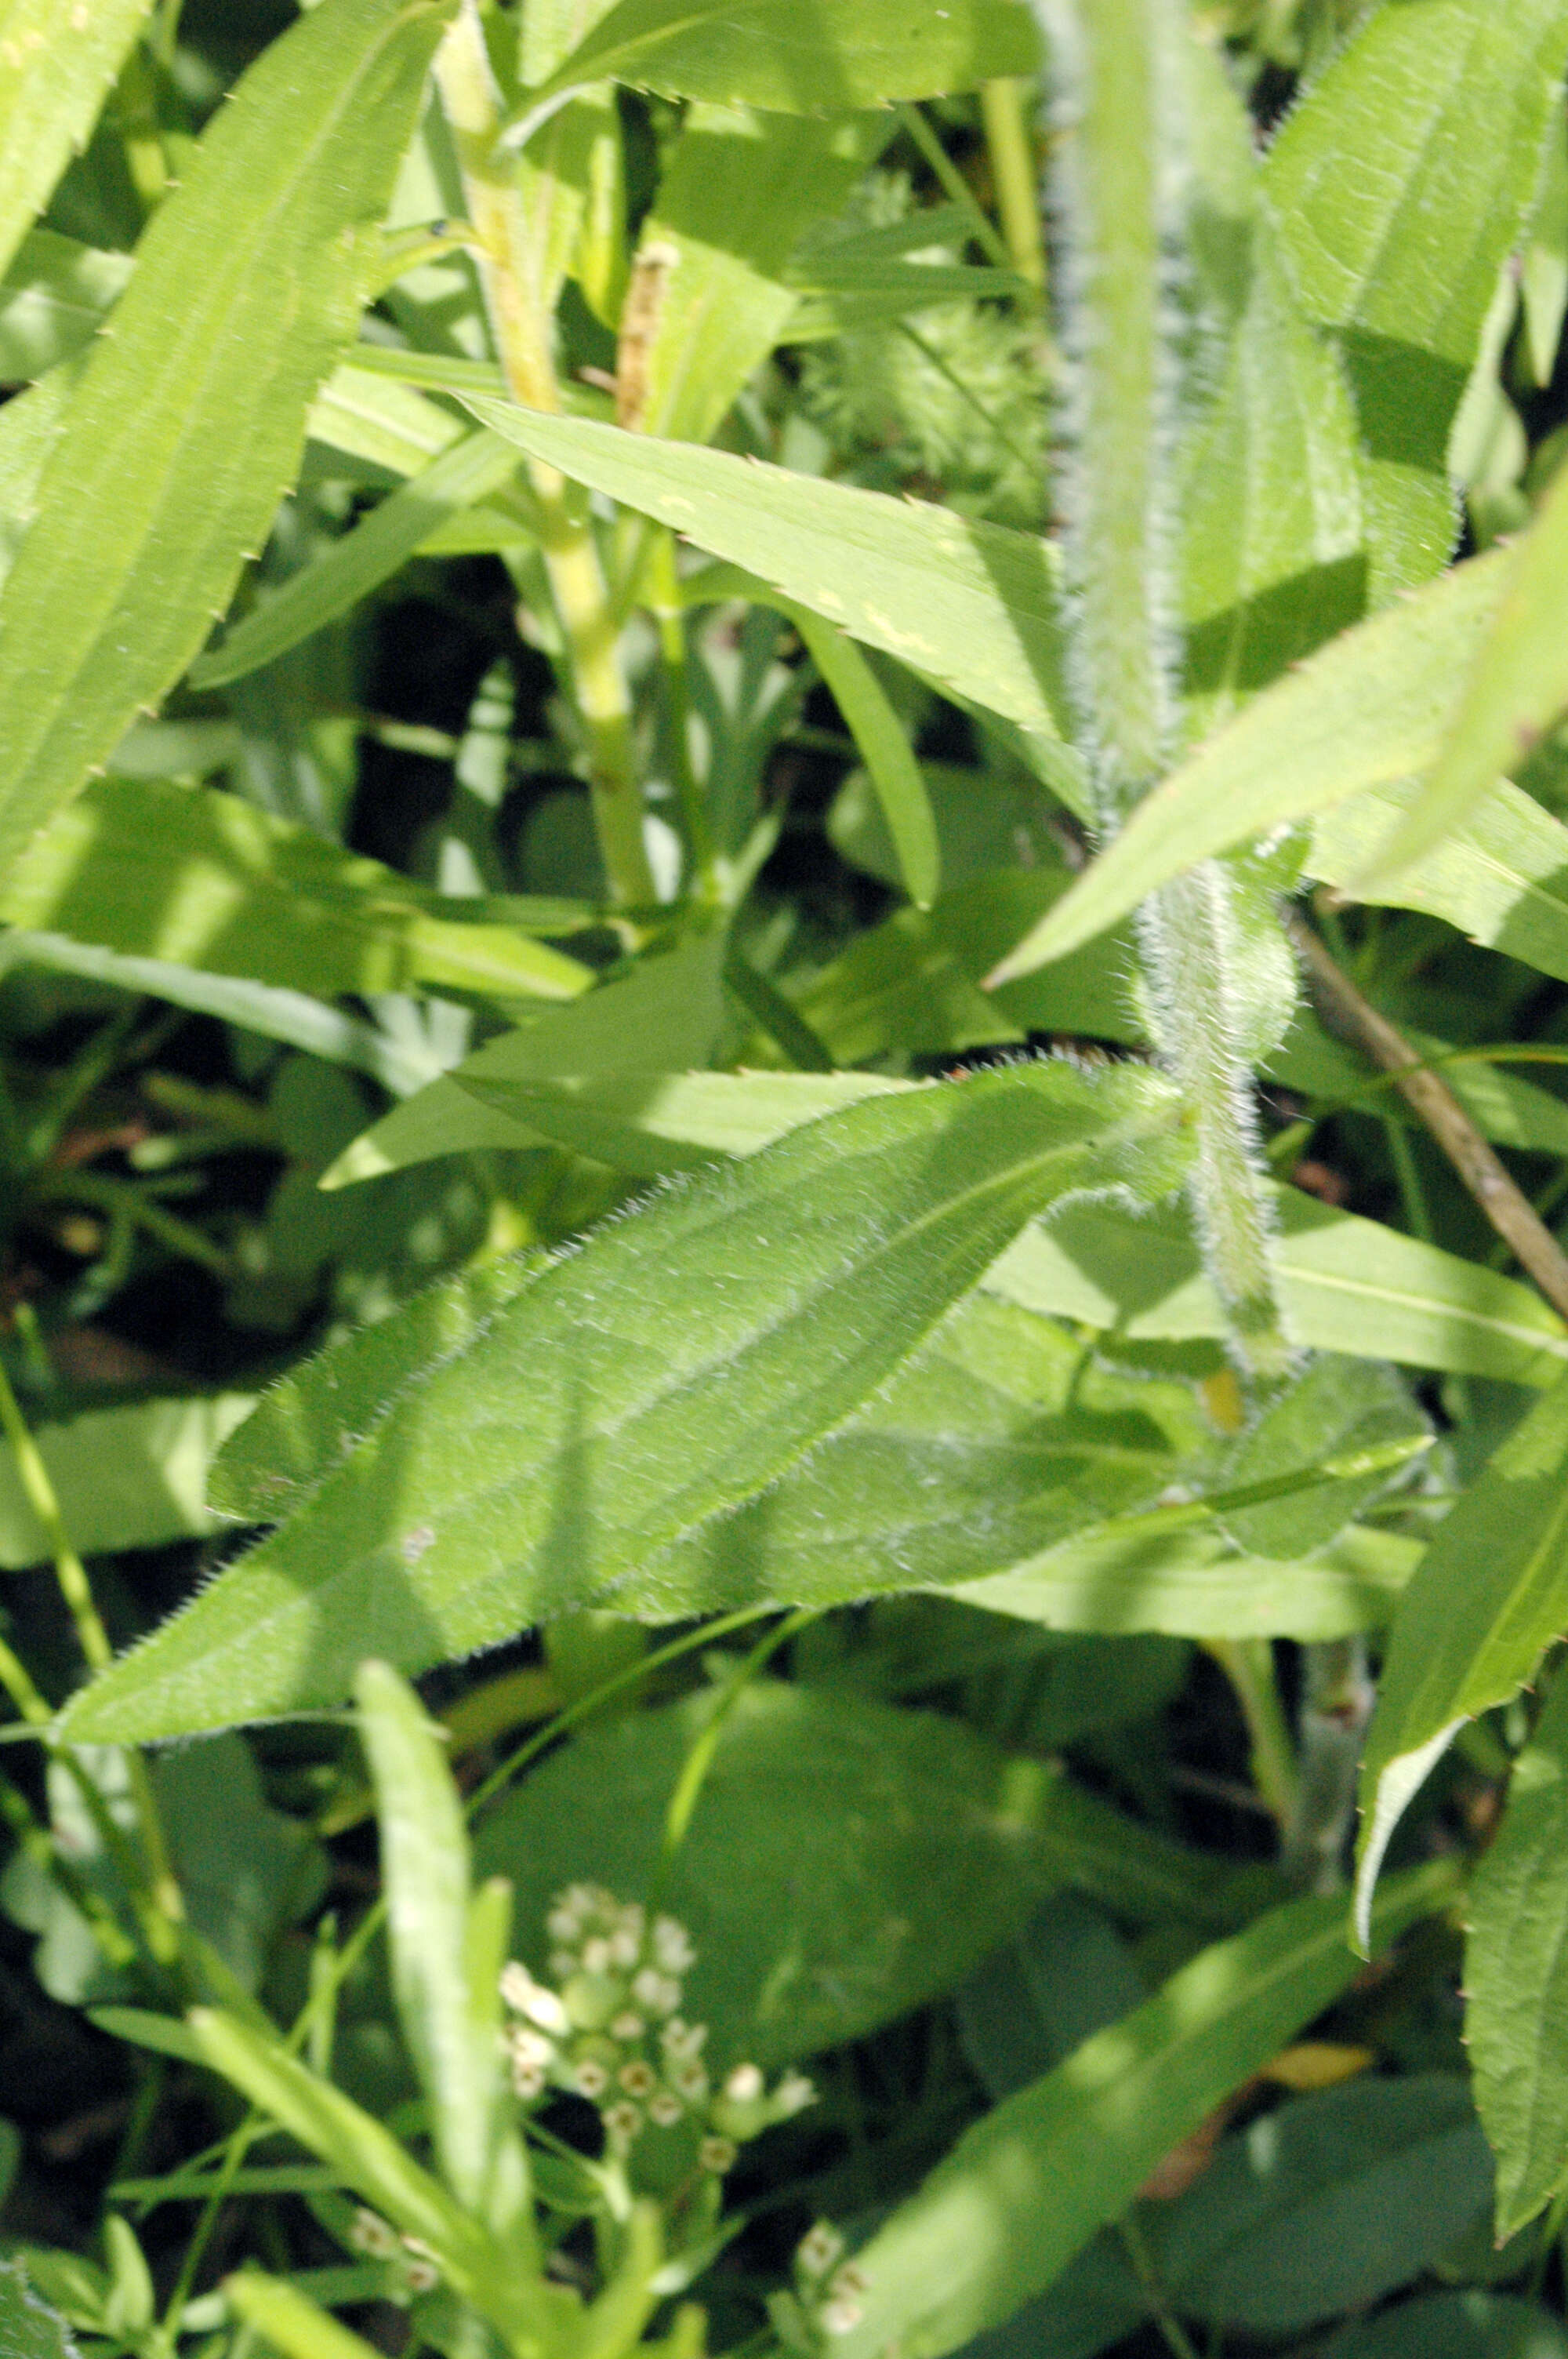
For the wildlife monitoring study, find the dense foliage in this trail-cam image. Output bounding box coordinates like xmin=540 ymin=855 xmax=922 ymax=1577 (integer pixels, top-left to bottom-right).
xmin=8 ymin=2 xmax=1568 ymax=2357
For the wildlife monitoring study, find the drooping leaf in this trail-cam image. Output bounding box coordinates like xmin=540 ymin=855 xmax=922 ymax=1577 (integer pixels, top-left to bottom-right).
xmin=459 ymin=402 xmax=1072 ymax=757
xmin=828 ymin=1861 xmax=1457 ymax=2359
xmin=0 ymin=0 xmax=153 ymax=283
xmin=1149 ymin=2076 xmax=1493 ymax=2332
xmin=1355 ymin=1372 xmax=1568 ymax=1950
xmin=1262 ymin=0 xmax=1568 ymax=596
xmin=0 ymin=0 xmax=456 ymax=873
xmin=984 ymin=1187 xmax=1568 ymax=1388
xmin=1466 ymin=1674 xmax=1568 ymax=2236
xmin=985 ymin=551 xmax=1505 ymax=980
xmin=64 ymin=1060 xmax=1188 ymax=1742
xmin=0 ymin=776 xmax=592 ymax=1002
xmin=519 ymin=0 xmax=1038 ymax=117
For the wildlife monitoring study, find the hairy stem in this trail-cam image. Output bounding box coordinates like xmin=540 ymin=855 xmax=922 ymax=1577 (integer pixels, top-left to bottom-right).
xmin=435 ymin=4 xmax=655 ymax=908
xmin=1045 ymin=0 xmax=1294 ymax=1392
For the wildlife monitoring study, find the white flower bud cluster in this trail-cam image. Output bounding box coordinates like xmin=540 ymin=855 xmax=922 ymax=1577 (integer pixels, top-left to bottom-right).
xmin=348 ymin=2208 xmax=440 ymax=2295
xmin=498 ymin=1883 xmax=815 ymax=2172
xmin=795 ymin=2220 xmax=866 ymax=2338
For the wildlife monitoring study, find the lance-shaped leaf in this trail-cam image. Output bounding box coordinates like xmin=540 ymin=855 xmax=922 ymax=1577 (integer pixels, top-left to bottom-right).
xmin=459 ymin=402 xmax=1071 ymax=755
xmin=985 ymin=551 xmax=1506 ymax=980
xmin=829 ymin=1861 xmax=1457 ymax=2359
xmin=1354 ymin=1372 xmax=1568 ymax=1951
xmin=0 ymin=0 xmax=154 ymax=284
xmin=62 ymin=1060 xmax=1188 ymax=1743
xmin=1262 ymin=0 xmax=1568 ymax=598
xmin=1466 ymin=1674 xmax=1568 ymax=2237
xmin=517 ymin=0 xmax=1037 ymax=118
xmin=0 ymin=776 xmax=591 ymax=1002
xmin=0 ymin=0 xmax=455 ymax=874
xmin=1348 ymin=450 xmax=1568 ymax=887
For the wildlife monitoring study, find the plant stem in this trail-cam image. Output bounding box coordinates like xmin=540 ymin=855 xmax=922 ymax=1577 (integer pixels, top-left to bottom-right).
xmin=1207 ymin=1638 xmax=1299 ymax=1833
xmin=980 ymin=78 xmax=1046 ymax=288
xmin=1281 ymin=1636 xmax=1374 ymax=1892
xmin=897 ymin=102 xmax=1014 ymax=272
xmin=434 ymin=3 xmax=655 ymax=909
xmin=1288 ymin=910 xmax=1568 ymax=1323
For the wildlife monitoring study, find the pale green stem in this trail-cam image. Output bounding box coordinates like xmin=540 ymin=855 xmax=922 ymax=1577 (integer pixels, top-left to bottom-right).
xmin=1281 ymin=1636 xmax=1374 ymax=1892
xmin=897 ymin=102 xmax=1014 ymax=271
xmin=435 ymin=4 xmax=655 ymax=908
xmin=980 ymin=78 xmax=1046 ymax=288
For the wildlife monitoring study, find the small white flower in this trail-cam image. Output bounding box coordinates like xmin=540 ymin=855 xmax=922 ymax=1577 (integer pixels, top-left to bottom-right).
xmin=608 ymin=1927 xmax=641 ymax=1969
xmin=648 ymin=2091 xmax=684 ymax=2126
xmin=499 ymin=1963 xmax=568 ymax=2034
xmin=499 ymin=1961 xmax=535 ymax=2011
xmin=350 ymin=2208 xmax=398 ymax=2259
xmin=724 ymin=2063 xmax=764 ymax=2103
xmin=829 ymin=2267 xmax=868 ymax=2301
xmin=582 ymin=1936 xmax=613 ymax=1975
xmin=632 ymin=1966 xmax=666 ymax=2010
xmin=610 ymin=2011 xmax=645 ymax=2042
xmin=822 ymin=2299 xmax=863 ymax=2336
xmin=652 ymin=1914 xmax=695 ymax=1972
xmin=510 ymin=2059 xmax=546 ymax=2100
xmin=603 ymin=2100 xmax=642 ymax=2145
xmin=619 ymin=2059 xmax=657 ymax=2099
xmin=797 ymin=2223 xmax=844 ymax=2280
xmin=699 ymin=2135 xmax=738 ymax=2175
xmin=509 ymin=2026 xmax=554 ymax=2070
xmin=549 ymin=1950 xmax=575 ymax=1981
xmin=405 ymin=2257 xmax=440 ymax=2295
xmin=774 ymin=2070 xmax=816 ymax=2117
xmin=673 ymin=2059 xmax=710 ymax=2102
xmin=546 ymin=1906 xmax=581 ymax=1943
xmin=575 ymin=2058 xmax=610 ymax=2099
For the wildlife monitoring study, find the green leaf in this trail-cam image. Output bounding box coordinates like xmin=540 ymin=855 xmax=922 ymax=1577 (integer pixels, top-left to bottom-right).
xmin=208 ymin=1256 xmax=540 ymax=1525
xmin=1174 ymin=22 xmax=1363 ymax=736
xmin=188 ymin=431 xmax=526 ymax=690
xmin=354 ymin=1663 xmax=517 ymax=2222
xmin=828 ymin=1860 xmax=1457 ymax=2359
xmin=0 ymin=776 xmax=593 ymax=1002
xmin=0 ymin=230 xmax=133 ymax=383
xmin=307 ymin=358 xmax=470 ymax=481
xmin=1215 ymin=1356 xmax=1426 ymax=1561
xmin=0 ymin=0 xmax=455 ymax=874
xmin=460 ymin=402 xmax=1071 ymax=756
xmin=985 ymin=551 xmax=1506 ymax=980
xmin=0 ymin=0 xmax=153 ymax=283
xmin=1261 ymin=0 xmax=1568 ymax=596
xmin=64 ymin=1060 xmax=1187 ymax=1742
xmin=1465 ymin=1674 xmax=1568 ymax=2235
xmin=1313 ymin=2293 xmax=1568 ymax=2359
xmin=1355 ymin=1371 xmax=1568 ymax=1950
xmin=617 ymin=107 xmax=869 ymax=447
xmin=1349 ymin=451 xmax=1568 ymax=887
xmin=985 ymin=1187 xmax=1568 ymax=1387
xmin=1149 ymin=2076 xmax=1493 ymax=2332
xmin=789 ymin=609 xmax=939 ymax=907
xmin=0 ymin=1392 xmax=253 ymax=1568
xmin=521 ymin=0 xmax=1037 ymax=114
xmin=1306 ymin=775 xmax=1568 ymax=990
xmin=322 ymin=936 xmax=728 ymax=1183
xmin=619 ymin=1294 xmax=1423 ymax=1640
xmin=0 ymin=2259 xmax=80 ymax=2359
xmin=477 ymin=1681 xmax=1105 ymax=2070
xmin=222 ymin=2277 xmax=380 ymax=2359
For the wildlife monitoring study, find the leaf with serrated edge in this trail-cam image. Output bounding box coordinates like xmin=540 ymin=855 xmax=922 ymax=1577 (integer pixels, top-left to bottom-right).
xmin=522 ymin=0 xmax=1037 ymax=115
xmin=459 ymin=402 xmax=1070 ymax=753
xmin=1354 ymin=1372 xmax=1568 ymax=1950
xmin=0 ymin=0 xmax=455 ymax=873
xmin=1467 ymin=1674 xmax=1568 ymax=2236
xmin=64 ymin=1061 xmax=1186 ymax=1743
xmin=828 ymin=1861 xmax=1457 ymax=2359
xmin=0 ymin=1 xmax=153 ymax=283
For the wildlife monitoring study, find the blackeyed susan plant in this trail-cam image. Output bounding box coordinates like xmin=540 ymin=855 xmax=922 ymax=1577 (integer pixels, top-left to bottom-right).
xmin=5 ymin=2 xmax=1568 ymax=2357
